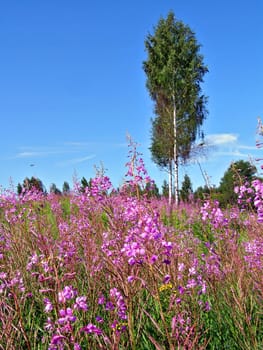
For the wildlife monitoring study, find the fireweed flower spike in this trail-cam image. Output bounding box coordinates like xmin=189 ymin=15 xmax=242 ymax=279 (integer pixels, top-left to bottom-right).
xmin=58 ymin=307 xmax=77 ymax=324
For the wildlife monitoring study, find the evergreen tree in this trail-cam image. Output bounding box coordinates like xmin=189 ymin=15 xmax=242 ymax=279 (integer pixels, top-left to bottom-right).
xmin=20 ymin=176 xmax=45 ymax=193
xmin=194 ymin=185 xmax=210 ymax=200
xmin=161 ymin=179 xmax=169 ymax=197
xmin=218 ymin=160 xmax=257 ymax=206
xmin=180 ymin=174 xmax=193 ymax=202
xmin=50 ymin=183 xmax=62 ymax=195
xmin=17 ymin=183 xmax=23 ymax=195
xmin=143 ymin=11 xmax=208 ymax=205
xmin=80 ymin=177 xmax=92 ymax=193
xmin=62 ymin=181 xmax=70 ymax=194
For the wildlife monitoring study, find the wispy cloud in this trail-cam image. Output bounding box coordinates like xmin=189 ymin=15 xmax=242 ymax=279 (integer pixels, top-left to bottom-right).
xmin=213 ymin=150 xmax=250 ymax=157
xmin=205 ymin=133 xmax=238 ymax=145
xmin=57 ymin=154 xmax=96 ymax=166
xmin=199 ymin=133 xmax=260 ymax=162
xmin=15 ymin=150 xmax=66 ymax=158
xmin=238 ymin=144 xmax=258 ymax=151
xmin=64 ymin=141 xmax=127 ymax=149
xmin=13 ymin=141 xmax=127 ymax=160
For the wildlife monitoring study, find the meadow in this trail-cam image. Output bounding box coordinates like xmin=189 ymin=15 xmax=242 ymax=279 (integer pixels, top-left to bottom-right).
xmin=0 ymin=142 xmax=262 ymax=349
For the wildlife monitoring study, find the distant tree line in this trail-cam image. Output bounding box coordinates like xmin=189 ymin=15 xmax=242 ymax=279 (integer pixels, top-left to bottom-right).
xmin=16 ymin=159 xmax=259 ymax=208
xmin=17 ymin=177 xmax=71 ymax=196
xmin=162 ymin=159 xmax=259 ymax=207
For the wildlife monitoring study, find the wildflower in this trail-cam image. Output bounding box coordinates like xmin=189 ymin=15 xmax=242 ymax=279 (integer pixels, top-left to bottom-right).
xmin=105 ymin=301 xmax=115 ymax=311
xmin=95 ymin=316 xmax=104 ymax=323
xmin=44 ymin=298 xmax=53 ymax=313
xmin=58 ymin=285 xmax=77 ymax=303
xmin=163 ymin=274 xmax=171 ymax=283
xmin=58 ymin=308 xmax=77 ymax=324
xmin=111 ymin=320 xmax=128 ymax=333
xmin=178 ymin=285 xmax=185 ymax=295
xmin=188 ymin=266 xmax=196 ymax=276
xmin=205 ymin=301 xmax=211 ymax=311
xmin=186 ymin=279 xmax=197 ymax=289
xmin=44 ymin=317 xmax=54 ymax=332
xmin=26 ymin=253 xmax=39 ymax=270
xmin=98 ymin=294 xmax=105 ymax=305
xmin=74 ymin=296 xmax=88 ymax=311
xmin=149 ymin=254 xmax=158 ymax=264
xmin=81 ymin=323 xmax=102 ymax=335
xmin=127 ymin=275 xmax=134 ymax=283
xmin=159 ymin=283 xmax=173 ymax=292
xmin=49 ymin=334 xmax=65 ymax=347
xmin=178 ymin=262 xmax=185 ymax=272
xmin=0 ymin=272 xmax=7 ymax=279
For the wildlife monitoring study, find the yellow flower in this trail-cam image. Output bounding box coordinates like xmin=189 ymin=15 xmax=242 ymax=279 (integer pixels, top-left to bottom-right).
xmin=159 ymin=283 xmax=173 ymax=292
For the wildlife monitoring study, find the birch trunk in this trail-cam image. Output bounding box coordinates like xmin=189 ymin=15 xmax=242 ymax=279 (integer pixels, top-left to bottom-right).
xmin=168 ymin=160 xmax=173 ymax=206
xmin=173 ymin=96 xmax=179 ymax=206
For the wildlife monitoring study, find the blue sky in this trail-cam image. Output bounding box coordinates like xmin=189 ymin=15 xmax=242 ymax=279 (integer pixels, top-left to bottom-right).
xmin=1 ymin=0 xmax=263 ymax=192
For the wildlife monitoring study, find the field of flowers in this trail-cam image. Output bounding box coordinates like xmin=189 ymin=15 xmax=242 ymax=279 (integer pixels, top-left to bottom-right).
xmin=0 ymin=142 xmax=262 ymax=349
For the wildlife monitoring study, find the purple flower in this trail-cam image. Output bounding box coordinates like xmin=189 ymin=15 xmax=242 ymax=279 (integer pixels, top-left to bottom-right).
xmin=58 ymin=285 xmax=77 ymax=303
xmin=163 ymin=274 xmax=171 ymax=283
xmin=95 ymin=315 xmax=104 ymax=323
xmin=50 ymin=334 xmax=65 ymax=345
xmin=98 ymin=294 xmax=105 ymax=305
xmin=149 ymin=255 xmax=158 ymax=264
xmin=74 ymin=296 xmax=88 ymax=311
xmin=205 ymin=301 xmax=211 ymax=311
xmin=178 ymin=285 xmax=185 ymax=295
xmin=44 ymin=298 xmax=53 ymax=313
xmin=81 ymin=323 xmax=102 ymax=335
xmin=44 ymin=317 xmax=54 ymax=331
xmin=127 ymin=275 xmax=135 ymax=283
xmin=58 ymin=308 xmax=76 ymax=324
xmin=105 ymin=301 xmax=115 ymax=311
xmin=186 ymin=279 xmax=197 ymax=289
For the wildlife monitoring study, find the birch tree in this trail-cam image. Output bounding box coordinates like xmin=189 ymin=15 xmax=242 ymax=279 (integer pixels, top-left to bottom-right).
xmin=143 ymin=11 xmax=208 ymax=205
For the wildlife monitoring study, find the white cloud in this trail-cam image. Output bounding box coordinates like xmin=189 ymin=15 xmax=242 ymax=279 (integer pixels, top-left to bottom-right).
xmin=16 ymin=151 xmax=40 ymax=158
xmin=205 ymin=133 xmax=238 ymax=145
xmin=238 ymin=144 xmax=258 ymax=151
xmin=214 ymin=150 xmax=249 ymax=157
xmin=15 ymin=149 xmax=70 ymax=158
xmin=57 ymin=154 xmax=96 ymax=166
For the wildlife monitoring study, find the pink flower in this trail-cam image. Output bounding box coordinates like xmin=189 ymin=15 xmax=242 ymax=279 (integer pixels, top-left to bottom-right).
xmin=44 ymin=298 xmax=53 ymax=313
xmin=74 ymin=296 xmax=88 ymax=311
xmin=81 ymin=323 xmax=102 ymax=335
xmin=58 ymin=308 xmax=76 ymax=324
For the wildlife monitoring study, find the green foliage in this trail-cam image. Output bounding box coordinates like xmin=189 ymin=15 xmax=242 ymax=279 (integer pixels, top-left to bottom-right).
xmin=218 ymin=160 xmax=257 ymax=206
xmin=143 ymin=11 xmax=208 ymax=169
xmin=49 ymin=183 xmax=62 ymax=195
xmin=18 ymin=176 xmax=46 ymax=194
xmin=144 ymin=182 xmax=160 ymax=198
xmin=80 ymin=176 xmax=92 ymax=193
xmin=17 ymin=182 xmax=23 ymax=195
xmin=180 ymin=174 xmax=193 ymax=202
xmin=1 ymin=186 xmax=262 ymax=349
xmin=194 ymin=185 xmax=211 ymax=200
xmin=161 ymin=179 xmax=169 ymax=197
xmin=62 ymin=181 xmax=70 ymax=194
xmin=80 ymin=176 xmax=89 ymax=192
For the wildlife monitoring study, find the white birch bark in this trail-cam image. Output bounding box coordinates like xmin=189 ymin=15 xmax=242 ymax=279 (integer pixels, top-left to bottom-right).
xmin=173 ymin=95 xmax=179 ymax=206
xmin=168 ymin=160 xmax=173 ymax=206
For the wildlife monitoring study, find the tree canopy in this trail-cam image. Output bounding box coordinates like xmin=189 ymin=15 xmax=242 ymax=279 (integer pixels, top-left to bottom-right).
xmin=180 ymin=174 xmax=193 ymax=202
xmin=143 ymin=11 xmax=208 ymax=204
xmin=218 ymin=160 xmax=257 ymax=206
xmin=17 ymin=176 xmax=46 ymax=195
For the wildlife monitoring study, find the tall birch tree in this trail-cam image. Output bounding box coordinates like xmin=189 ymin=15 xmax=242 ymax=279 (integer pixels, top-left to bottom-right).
xmin=143 ymin=11 xmax=208 ymax=205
